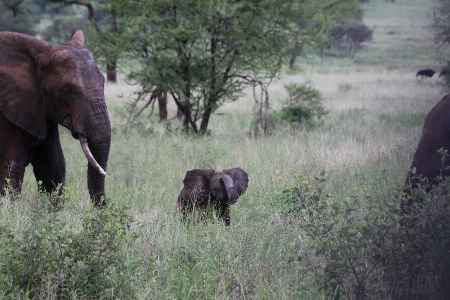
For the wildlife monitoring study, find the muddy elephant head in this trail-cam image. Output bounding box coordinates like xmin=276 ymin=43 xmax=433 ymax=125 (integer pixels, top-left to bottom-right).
xmin=0 ymin=30 xmax=111 ymax=206
xmin=178 ymin=168 xmax=249 ymax=226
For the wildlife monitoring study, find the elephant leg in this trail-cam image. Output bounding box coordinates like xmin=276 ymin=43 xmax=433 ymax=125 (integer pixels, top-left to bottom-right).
xmin=31 ymin=121 xmax=66 ymax=194
xmin=0 ymin=113 xmax=29 ymax=194
xmin=180 ymin=203 xmax=195 ymax=225
xmin=177 ymin=203 xmax=189 ymax=224
xmin=218 ymin=204 xmax=231 ymax=226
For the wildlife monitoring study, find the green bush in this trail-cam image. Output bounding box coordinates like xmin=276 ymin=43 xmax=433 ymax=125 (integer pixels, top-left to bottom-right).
xmin=331 ymin=22 xmax=373 ymax=57
xmin=273 ymin=168 xmax=450 ymax=299
xmin=275 ymin=83 xmax=328 ymax=129
xmin=0 ymin=193 xmax=138 ymax=299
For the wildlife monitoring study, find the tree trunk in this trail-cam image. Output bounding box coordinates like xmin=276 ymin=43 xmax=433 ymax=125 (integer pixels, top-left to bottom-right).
xmin=182 ymin=105 xmax=190 ymax=133
xmin=289 ymin=54 xmax=297 ymax=69
xmin=106 ymin=62 xmax=117 ymax=83
xmin=181 ymin=77 xmax=197 ymax=133
xmin=200 ymin=104 xmax=212 ymax=135
xmin=288 ymin=45 xmax=302 ymax=68
xmin=157 ymin=89 xmax=168 ymax=121
xmin=176 ymin=107 xmax=183 ymax=120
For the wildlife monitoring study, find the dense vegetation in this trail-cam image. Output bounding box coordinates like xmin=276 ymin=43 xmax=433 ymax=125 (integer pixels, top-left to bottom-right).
xmin=1 ymin=0 xmax=450 ymax=299
xmin=432 ymin=0 xmax=450 ymax=90
xmin=2 ymin=0 xmax=366 ymax=134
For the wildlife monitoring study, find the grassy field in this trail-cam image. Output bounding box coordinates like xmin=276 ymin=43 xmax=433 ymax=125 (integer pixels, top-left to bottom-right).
xmin=1 ymin=0 xmax=449 ymax=298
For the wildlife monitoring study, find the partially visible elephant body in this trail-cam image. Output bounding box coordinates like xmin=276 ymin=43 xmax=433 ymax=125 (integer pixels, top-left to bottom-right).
xmin=403 ymin=93 xmax=450 ymax=209
xmin=0 ymin=31 xmax=111 ymax=206
xmin=0 ymin=112 xmax=66 ymax=190
xmin=178 ymin=168 xmax=249 ymax=226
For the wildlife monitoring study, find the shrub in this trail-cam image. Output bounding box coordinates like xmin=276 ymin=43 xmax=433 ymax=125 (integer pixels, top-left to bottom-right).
xmin=274 ymin=173 xmax=395 ymax=299
xmin=331 ymin=22 xmax=373 ymax=57
xmin=438 ymin=61 xmax=450 ymax=92
xmin=275 ymin=82 xmax=328 ymax=129
xmin=397 ymin=168 xmax=450 ymax=299
xmin=273 ymin=168 xmax=450 ymax=299
xmin=0 ymin=193 xmax=138 ymax=299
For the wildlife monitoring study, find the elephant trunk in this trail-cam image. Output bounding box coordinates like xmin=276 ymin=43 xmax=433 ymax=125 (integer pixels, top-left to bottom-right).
xmin=80 ymin=97 xmax=111 ymax=207
xmin=86 ymin=135 xmax=110 ymax=207
xmin=219 ymin=178 xmax=229 ymax=202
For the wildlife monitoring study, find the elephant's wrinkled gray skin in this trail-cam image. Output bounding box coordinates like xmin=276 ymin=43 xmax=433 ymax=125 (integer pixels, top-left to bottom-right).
xmin=403 ymin=93 xmax=450 ymax=212
xmin=0 ymin=30 xmax=111 ymax=207
xmin=178 ymin=168 xmax=249 ymax=226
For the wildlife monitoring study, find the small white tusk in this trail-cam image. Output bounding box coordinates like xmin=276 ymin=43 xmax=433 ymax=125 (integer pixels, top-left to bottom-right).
xmin=79 ymin=136 xmax=106 ymax=175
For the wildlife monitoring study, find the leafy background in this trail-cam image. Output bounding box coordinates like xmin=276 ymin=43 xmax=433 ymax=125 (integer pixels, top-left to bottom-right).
xmin=2 ymin=0 xmax=450 ymax=299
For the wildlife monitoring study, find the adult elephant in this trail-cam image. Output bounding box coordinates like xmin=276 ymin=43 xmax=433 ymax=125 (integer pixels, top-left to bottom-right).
xmin=0 ymin=30 xmax=111 ymax=207
xmin=403 ymin=93 xmax=450 ymax=210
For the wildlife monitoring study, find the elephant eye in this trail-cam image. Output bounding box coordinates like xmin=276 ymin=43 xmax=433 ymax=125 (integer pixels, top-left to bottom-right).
xmin=63 ymin=86 xmax=72 ymax=97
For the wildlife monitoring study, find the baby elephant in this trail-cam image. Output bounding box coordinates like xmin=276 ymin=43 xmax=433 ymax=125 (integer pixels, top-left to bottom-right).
xmin=177 ymin=168 xmax=248 ymax=226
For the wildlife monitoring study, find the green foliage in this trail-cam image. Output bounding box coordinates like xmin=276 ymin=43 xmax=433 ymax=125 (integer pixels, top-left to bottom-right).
xmin=40 ymin=16 xmax=88 ymax=44
xmin=288 ymin=0 xmax=363 ymax=67
xmin=0 ymin=1 xmax=444 ymax=298
xmin=274 ymin=174 xmax=389 ymax=298
xmin=275 ymin=82 xmax=328 ymax=129
xmin=0 ymin=193 xmax=138 ymax=298
xmin=327 ymin=0 xmax=371 ymax=58
xmin=273 ymin=172 xmax=329 ymax=219
xmin=432 ymin=0 xmax=450 ymax=50
xmin=398 ymin=153 xmax=450 ymax=299
xmin=430 ymin=0 xmax=450 ymax=91
xmin=0 ymin=0 xmax=41 ymax=35
xmin=438 ymin=61 xmax=450 ymax=92
xmin=125 ymin=0 xmax=337 ymax=135
xmin=46 ymin=0 xmax=135 ymax=82
xmin=121 ymin=118 xmax=156 ymax=138
xmin=338 ymin=82 xmax=353 ymax=93
xmin=331 ymin=22 xmax=373 ymax=57
xmin=273 ymin=158 xmax=450 ymax=299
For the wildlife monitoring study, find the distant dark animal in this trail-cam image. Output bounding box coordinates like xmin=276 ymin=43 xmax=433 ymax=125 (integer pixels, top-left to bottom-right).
xmin=415 ymin=69 xmax=436 ymax=79
xmin=177 ymin=168 xmax=248 ymax=226
xmin=403 ymin=93 xmax=450 ymax=213
xmin=439 ymin=69 xmax=449 ymax=78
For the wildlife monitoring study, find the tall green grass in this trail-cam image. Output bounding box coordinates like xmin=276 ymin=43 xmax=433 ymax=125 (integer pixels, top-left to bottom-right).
xmin=2 ymin=0 xmax=449 ymax=298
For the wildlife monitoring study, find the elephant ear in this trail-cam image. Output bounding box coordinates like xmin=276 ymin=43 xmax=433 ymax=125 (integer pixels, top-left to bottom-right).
xmin=65 ymin=30 xmax=85 ymax=47
xmin=0 ymin=32 xmax=48 ymax=139
xmin=223 ymin=168 xmax=249 ymax=204
xmin=181 ymin=169 xmax=216 ymax=202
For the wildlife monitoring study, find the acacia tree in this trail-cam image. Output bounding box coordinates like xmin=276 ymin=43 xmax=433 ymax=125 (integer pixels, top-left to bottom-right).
xmin=288 ymin=0 xmax=363 ymax=67
xmin=125 ymin=0 xmax=336 ymax=135
xmin=0 ymin=0 xmax=41 ymax=35
xmin=432 ymin=0 xmax=450 ymax=91
xmin=45 ymin=0 xmax=129 ymax=83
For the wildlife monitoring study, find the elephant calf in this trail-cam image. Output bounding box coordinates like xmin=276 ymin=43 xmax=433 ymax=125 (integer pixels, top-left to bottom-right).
xmin=177 ymin=168 xmax=249 ymax=226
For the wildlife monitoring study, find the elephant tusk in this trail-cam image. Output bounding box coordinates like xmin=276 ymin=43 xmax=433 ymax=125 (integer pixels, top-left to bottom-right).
xmin=78 ymin=136 xmax=106 ymax=176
